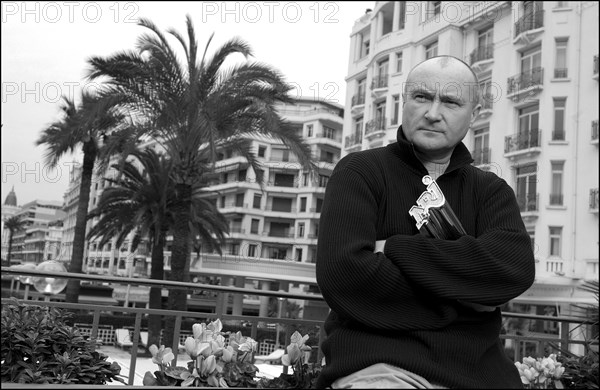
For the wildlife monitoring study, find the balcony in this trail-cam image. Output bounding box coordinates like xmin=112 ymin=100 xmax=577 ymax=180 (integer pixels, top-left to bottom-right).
xmin=504 ymin=129 xmax=542 ymax=158
xmin=517 ymin=193 xmax=539 ymax=213
xmin=507 ymin=67 xmax=544 ymax=100
xmin=471 ymin=148 xmax=490 ymax=166
xmin=477 ymin=94 xmax=494 ymax=119
xmin=351 ymin=94 xmax=365 ymax=107
xmin=364 ymin=116 xmax=387 ymax=140
xmin=2 ymin=268 xmax=597 ymax=386
xmin=592 ymin=120 xmax=598 ymax=145
xmin=370 ymin=75 xmax=389 ymax=90
xmin=469 ymin=44 xmax=494 ymax=73
xmin=344 ymin=132 xmax=362 ymax=151
xmin=514 ymin=10 xmax=544 ymax=44
xmin=590 ymin=188 xmax=599 ymax=213
xmin=370 ymin=75 xmax=388 ymax=100
xmin=594 ymin=55 xmax=599 ymax=80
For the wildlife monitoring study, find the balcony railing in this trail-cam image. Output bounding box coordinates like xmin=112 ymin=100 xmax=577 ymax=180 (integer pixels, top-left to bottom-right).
xmin=481 ymin=94 xmax=494 ymax=111
xmin=517 ymin=193 xmax=539 ymax=212
xmin=514 ymin=10 xmax=544 ymax=37
xmin=351 ymin=94 xmax=365 ymax=106
xmin=590 ymin=188 xmax=599 ymax=211
xmin=471 ymin=148 xmax=491 ymax=166
xmin=469 ymin=44 xmax=494 ymax=65
xmin=507 ymin=67 xmax=544 ymax=95
xmin=2 ymin=268 xmax=597 ymax=387
xmin=549 ymin=193 xmax=564 ymax=206
xmin=554 ymin=68 xmax=568 ymax=78
xmin=371 ymin=74 xmax=389 ymax=89
xmin=592 ymin=120 xmax=598 ymax=142
xmin=344 ymin=132 xmax=362 ymax=148
xmin=365 ymin=116 xmax=387 ymax=135
xmin=504 ymin=129 xmax=541 ymax=153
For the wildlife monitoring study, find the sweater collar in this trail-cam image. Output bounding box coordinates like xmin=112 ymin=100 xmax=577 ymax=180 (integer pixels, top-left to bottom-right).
xmin=389 ymin=125 xmax=474 ymax=176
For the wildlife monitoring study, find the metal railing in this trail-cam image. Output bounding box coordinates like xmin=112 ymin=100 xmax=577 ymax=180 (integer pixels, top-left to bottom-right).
xmin=345 ymin=132 xmax=362 ymax=148
xmin=514 ymin=10 xmax=544 ymax=37
xmin=2 ymin=268 xmax=597 ymax=387
xmin=554 ymin=68 xmax=568 ymax=78
xmin=507 ymin=67 xmax=544 ymax=95
xmin=471 ymin=148 xmax=490 ymax=166
xmin=504 ymin=129 xmax=541 ymax=153
xmin=590 ymin=188 xmax=599 ymax=211
xmin=371 ymin=74 xmax=389 ymax=89
xmin=365 ymin=116 xmax=387 ymax=135
xmin=516 ymin=193 xmax=539 ymax=212
xmin=351 ymin=94 xmax=365 ymax=106
xmin=469 ymin=44 xmax=494 ymax=65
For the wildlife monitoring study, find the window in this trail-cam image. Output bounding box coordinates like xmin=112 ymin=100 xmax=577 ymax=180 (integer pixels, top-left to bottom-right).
xmin=235 ymin=193 xmax=244 ymax=207
xmin=258 ymin=145 xmax=266 ymax=157
xmin=238 ymin=169 xmax=247 ymax=182
xmin=230 ymin=243 xmax=240 ymax=256
xmin=527 ymin=228 xmax=536 ymax=254
xmin=375 ymin=101 xmax=386 ymax=128
xmin=396 ymin=51 xmax=403 ymax=73
xmin=274 ymin=173 xmax=295 ymax=187
xmin=550 ymin=161 xmax=564 ymax=206
xmin=374 ymin=59 xmax=389 ymax=88
xmin=300 ymin=197 xmax=307 ymax=212
xmin=357 ymin=31 xmax=370 ymax=59
xmin=318 ymin=175 xmax=329 ymax=188
xmin=248 ymin=244 xmax=257 ymax=257
xmin=521 ymin=46 xmax=542 ymax=85
xmin=478 ymin=26 xmax=494 ymax=49
xmin=355 ymin=116 xmax=364 ymax=135
xmin=253 ymin=194 xmax=262 ymax=209
xmin=555 ymin=39 xmax=568 ymax=78
xmin=549 ymin=226 xmax=562 ymax=257
xmin=323 ymin=126 xmax=335 ymax=139
xmin=357 ymin=78 xmax=366 ymax=103
xmin=473 ymin=127 xmax=490 ymax=165
xmin=320 ymin=150 xmax=335 ymax=163
xmin=398 ymin=1 xmax=406 ymax=29
xmin=255 ymin=169 xmax=264 ymax=184
xmin=307 ymin=124 xmax=313 ymax=137
xmin=298 ymin=222 xmax=305 ymax=238
xmin=425 ymin=41 xmax=438 ymax=59
xmin=271 ymin=148 xmax=290 ymax=162
xmin=515 ymin=163 xmax=538 ymax=212
xmin=220 ymin=196 xmax=226 ymax=208
xmin=392 ymin=95 xmax=400 ymax=125
xmin=272 ymin=197 xmax=292 ymax=212
xmin=553 ymin=98 xmax=566 ymax=140
xmin=518 ymin=104 xmax=540 ymax=149
xmin=295 ymin=248 xmax=303 ymax=262
xmin=250 ymin=219 xmax=260 ymax=234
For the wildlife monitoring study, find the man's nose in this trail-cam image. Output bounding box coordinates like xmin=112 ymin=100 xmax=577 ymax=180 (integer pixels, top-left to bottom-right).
xmin=424 ymin=100 xmax=442 ymax=121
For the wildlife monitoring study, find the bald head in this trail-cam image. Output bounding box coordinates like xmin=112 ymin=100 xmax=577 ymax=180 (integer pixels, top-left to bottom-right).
xmin=404 ymin=56 xmax=480 ymax=107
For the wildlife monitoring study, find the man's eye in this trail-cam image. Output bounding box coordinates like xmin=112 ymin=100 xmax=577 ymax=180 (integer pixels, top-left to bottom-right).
xmin=414 ymin=94 xmax=429 ymax=102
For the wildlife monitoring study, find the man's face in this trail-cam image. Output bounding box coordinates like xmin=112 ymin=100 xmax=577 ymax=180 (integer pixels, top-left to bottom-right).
xmin=402 ymin=59 xmax=481 ymax=161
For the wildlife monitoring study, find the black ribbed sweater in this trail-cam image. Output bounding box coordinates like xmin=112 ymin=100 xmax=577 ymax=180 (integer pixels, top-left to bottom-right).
xmin=315 ymin=127 xmax=536 ymax=389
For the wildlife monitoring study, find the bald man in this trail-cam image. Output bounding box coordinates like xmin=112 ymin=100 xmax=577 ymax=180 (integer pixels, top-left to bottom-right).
xmin=316 ymin=56 xmax=535 ymax=388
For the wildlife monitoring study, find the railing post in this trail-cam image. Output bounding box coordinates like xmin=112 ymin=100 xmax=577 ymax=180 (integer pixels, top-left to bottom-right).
xmin=128 ymin=312 xmax=143 ymax=386
xmin=91 ymin=309 xmax=100 ymax=348
xmin=172 ymin=314 xmax=182 ymax=366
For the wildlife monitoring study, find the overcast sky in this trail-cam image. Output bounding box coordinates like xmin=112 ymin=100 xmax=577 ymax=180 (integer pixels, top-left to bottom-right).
xmin=1 ymin=1 xmax=373 ymax=206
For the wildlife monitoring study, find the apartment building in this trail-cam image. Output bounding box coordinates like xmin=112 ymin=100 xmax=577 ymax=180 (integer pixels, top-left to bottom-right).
xmin=343 ymin=1 xmax=598 ymax=322
xmin=67 ymin=97 xmax=342 ymax=319
xmin=8 ymin=199 xmax=65 ymax=264
xmin=1 ymin=187 xmax=20 ymax=262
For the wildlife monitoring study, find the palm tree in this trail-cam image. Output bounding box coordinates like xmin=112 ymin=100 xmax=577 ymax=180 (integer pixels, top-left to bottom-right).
xmin=3 ymin=215 xmax=27 ymax=266
xmin=36 ymin=93 xmax=124 ymax=303
xmin=87 ymin=147 xmax=228 ymax=349
xmin=87 ymin=15 xmax=316 ymax=347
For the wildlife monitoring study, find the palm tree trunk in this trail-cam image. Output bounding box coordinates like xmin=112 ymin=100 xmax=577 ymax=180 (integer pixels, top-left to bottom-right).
xmin=148 ymin=231 xmax=165 ymax=350
xmin=163 ymin=183 xmax=192 ymax=349
xmin=7 ymin=230 xmax=14 ymax=265
xmin=65 ymin=142 xmax=97 ymax=303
